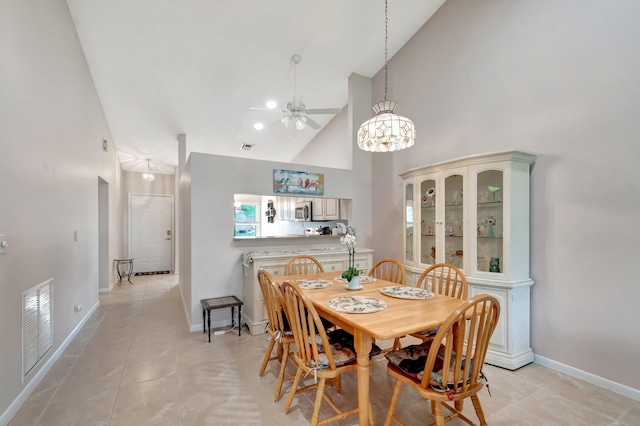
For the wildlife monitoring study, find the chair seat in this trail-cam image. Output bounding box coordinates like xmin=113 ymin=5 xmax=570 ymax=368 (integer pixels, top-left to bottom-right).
xmin=310 ymin=329 xmax=382 ymax=368
xmin=385 ymin=341 xmax=470 ymax=391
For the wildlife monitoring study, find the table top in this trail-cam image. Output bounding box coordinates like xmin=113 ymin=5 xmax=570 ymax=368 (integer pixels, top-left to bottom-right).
xmin=114 ymin=258 xmax=134 ymax=262
xmin=275 ymin=272 xmax=465 ymax=340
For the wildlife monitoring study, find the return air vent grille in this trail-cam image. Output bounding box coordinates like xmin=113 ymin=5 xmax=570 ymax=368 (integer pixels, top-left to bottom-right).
xmin=23 ymin=278 xmax=53 ymax=377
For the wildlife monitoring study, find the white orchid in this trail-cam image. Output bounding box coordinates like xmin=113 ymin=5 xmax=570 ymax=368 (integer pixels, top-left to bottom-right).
xmin=340 ymin=234 xmax=356 ymax=248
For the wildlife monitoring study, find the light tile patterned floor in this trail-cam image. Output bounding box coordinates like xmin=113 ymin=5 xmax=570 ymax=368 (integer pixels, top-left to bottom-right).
xmin=8 ymin=274 xmax=640 ymax=425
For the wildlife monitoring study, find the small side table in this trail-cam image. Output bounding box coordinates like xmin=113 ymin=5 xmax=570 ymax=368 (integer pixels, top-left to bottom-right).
xmin=201 ymin=296 xmax=243 ymax=342
xmin=114 ymin=258 xmax=134 ymax=285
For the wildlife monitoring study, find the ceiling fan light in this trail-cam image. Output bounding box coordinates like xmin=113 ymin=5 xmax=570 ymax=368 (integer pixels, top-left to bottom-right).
xmin=281 ymin=116 xmax=291 ymax=127
xmin=357 ymin=101 xmax=415 ymax=152
xmin=295 ymin=115 xmax=307 ymax=130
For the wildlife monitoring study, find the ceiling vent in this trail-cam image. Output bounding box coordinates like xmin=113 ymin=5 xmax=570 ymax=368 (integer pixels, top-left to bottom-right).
xmin=241 ymin=144 xmax=254 ymax=151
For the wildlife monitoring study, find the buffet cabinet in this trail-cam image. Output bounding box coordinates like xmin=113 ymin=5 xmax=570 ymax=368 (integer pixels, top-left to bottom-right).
xmin=401 ymin=150 xmax=536 ymax=369
xmin=242 ymin=248 xmax=373 ymax=335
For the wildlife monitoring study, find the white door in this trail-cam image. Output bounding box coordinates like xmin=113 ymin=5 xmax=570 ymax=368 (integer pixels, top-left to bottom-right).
xmin=129 ymin=195 xmax=173 ymax=274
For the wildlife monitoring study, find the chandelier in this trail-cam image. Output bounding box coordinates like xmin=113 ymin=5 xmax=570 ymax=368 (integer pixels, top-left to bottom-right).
xmin=357 ymin=0 xmax=416 ymax=152
xmin=142 ymin=159 xmax=155 ymax=182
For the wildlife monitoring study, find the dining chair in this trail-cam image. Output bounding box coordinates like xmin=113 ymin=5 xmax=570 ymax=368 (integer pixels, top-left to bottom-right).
xmin=368 ymin=258 xmax=406 ymax=284
xmin=392 ymin=263 xmax=468 ymax=350
xmin=257 ymin=269 xmax=296 ymax=402
xmin=284 ymin=254 xmax=325 ymax=275
xmin=384 ymin=294 xmax=500 ymax=426
xmin=280 ymin=281 xmax=373 ymax=426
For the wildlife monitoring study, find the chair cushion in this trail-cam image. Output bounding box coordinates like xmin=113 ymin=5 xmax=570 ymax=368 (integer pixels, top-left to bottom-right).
xmin=312 ymin=329 xmax=382 ymax=368
xmin=385 ymin=341 xmax=470 ymax=391
xmin=411 ymin=326 xmax=439 ymax=338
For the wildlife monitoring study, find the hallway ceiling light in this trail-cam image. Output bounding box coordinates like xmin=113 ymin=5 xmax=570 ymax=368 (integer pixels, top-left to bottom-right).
xmin=357 ymin=0 xmax=416 ymax=152
xmin=142 ymin=159 xmax=155 ymax=182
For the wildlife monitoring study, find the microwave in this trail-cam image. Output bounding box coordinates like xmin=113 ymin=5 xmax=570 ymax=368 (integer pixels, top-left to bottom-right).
xmin=294 ymin=201 xmax=312 ymax=221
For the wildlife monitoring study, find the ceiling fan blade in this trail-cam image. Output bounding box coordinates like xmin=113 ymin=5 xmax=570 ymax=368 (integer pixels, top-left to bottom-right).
xmin=305 ymin=116 xmax=322 ymax=130
xmin=249 ymin=106 xmax=289 ymax=113
xmin=305 ymin=108 xmax=341 ymax=115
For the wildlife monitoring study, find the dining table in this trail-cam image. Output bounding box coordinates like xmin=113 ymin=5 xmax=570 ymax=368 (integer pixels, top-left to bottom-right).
xmin=274 ymin=271 xmax=467 ymax=426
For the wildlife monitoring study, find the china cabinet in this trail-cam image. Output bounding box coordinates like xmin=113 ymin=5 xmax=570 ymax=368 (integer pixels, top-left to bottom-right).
xmin=401 ymin=150 xmax=536 ymax=369
xmin=242 ymin=248 xmax=373 ymax=335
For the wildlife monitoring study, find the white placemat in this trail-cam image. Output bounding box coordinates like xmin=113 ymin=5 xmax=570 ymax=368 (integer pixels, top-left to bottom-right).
xmin=293 ymin=279 xmax=333 ymax=290
xmin=334 ymin=276 xmax=377 ymax=284
xmin=379 ymin=286 xmax=433 ymax=300
xmin=327 ymin=296 xmax=387 ymax=313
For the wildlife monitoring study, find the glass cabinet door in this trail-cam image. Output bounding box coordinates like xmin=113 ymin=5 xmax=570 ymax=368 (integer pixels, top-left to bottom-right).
xmin=476 ymin=170 xmax=503 ymax=273
xmin=404 ymin=182 xmax=414 ymax=263
xmin=419 ymin=178 xmax=436 ymax=265
xmin=444 ymin=174 xmax=464 ymax=269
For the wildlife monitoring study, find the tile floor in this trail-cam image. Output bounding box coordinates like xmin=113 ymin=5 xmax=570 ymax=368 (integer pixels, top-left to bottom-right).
xmin=8 ymin=274 xmax=640 ymax=425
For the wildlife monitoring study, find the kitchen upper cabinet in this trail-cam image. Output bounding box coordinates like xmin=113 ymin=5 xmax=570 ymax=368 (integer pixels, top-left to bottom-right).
xmin=311 ymin=198 xmax=340 ymax=221
xmin=275 ymin=196 xmax=296 ymax=221
xmin=400 ymin=150 xmax=536 ymax=370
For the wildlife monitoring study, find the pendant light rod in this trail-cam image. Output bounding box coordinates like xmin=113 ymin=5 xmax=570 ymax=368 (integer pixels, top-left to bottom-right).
xmin=356 ymin=0 xmax=416 ymax=152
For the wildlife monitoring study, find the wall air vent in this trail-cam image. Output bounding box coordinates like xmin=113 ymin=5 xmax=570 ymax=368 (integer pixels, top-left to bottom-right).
xmin=23 ymin=278 xmax=53 ymax=378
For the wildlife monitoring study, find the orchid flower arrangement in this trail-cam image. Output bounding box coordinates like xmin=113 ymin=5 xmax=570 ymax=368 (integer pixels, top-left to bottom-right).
xmin=340 ymin=232 xmax=359 ymax=282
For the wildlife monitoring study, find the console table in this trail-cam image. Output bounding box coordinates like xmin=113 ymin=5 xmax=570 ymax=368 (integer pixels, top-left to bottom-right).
xmin=114 ymin=258 xmax=134 ymax=285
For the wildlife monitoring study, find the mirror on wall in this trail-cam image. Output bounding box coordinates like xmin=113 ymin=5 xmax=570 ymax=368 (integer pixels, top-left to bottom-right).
xmin=233 ymin=194 xmax=352 ymax=238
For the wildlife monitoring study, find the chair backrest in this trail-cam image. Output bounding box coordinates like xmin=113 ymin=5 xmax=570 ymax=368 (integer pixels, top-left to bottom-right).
xmin=281 ymin=281 xmax=338 ymax=371
xmin=368 ymin=258 xmax=406 ymax=284
xmin=419 ymin=294 xmax=500 ymax=393
xmin=257 ymin=269 xmax=287 ymax=336
xmin=284 ymin=255 xmax=325 ymax=275
xmin=417 ymin=263 xmax=468 ymax=299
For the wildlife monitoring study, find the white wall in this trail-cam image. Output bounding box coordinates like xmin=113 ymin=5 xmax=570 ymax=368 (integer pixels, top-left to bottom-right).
xmin=0 ymin=0 xmax=124 ymax=419
xmin=181 ymin=153 xmax=371 ymax=329
xmin=370 ymin=0 xmax=640 ymax=390
xmin=292 ymin=107 xmax=350 ymax=168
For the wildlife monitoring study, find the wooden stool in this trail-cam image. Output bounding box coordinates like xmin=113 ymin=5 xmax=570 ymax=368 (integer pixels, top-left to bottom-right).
xmin=201 ymin=296 xmax=243 ymax=342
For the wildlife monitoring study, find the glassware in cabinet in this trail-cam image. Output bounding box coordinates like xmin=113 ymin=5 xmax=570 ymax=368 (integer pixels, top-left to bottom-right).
xmin=476 ymin=170 xmax=504 ymax=273
xmin=404 ymin=182 xmax=414 ymax=263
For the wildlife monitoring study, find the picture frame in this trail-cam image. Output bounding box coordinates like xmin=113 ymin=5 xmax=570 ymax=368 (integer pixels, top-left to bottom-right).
xmin=273 ymin=169 xmax=324 ymax=195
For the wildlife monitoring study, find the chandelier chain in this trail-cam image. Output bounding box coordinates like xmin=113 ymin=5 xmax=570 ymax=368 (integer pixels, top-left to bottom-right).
xmin=384 ymin=0 xmax=388 ymax=101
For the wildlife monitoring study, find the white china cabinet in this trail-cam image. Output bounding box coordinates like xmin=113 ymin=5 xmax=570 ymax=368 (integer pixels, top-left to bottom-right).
xmin=401 ymin=150 xmax=536 ymax=369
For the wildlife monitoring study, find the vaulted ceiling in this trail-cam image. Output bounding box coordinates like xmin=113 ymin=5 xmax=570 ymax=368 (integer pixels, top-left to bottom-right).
xmin=66 ymin=0 xmax=445 ymax=174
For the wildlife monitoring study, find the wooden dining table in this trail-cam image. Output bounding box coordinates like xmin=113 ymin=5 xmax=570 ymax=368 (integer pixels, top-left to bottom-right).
xmin=274 ymin=271 xmax=466 ymax=426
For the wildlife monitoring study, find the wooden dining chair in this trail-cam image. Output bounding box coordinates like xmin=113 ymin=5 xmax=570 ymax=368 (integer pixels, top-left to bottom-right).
xmin=384 ymin=294 xmax=500 ymax=426
xmin=257 ymin=269 xmax=296 ymax=401
xmin=281 ymin=281 xmax=373 ymax=426
xmin=284 ymin=254 xmax=325 ymax=275
xmin=368 ymin=258 xmax=406 ymax=284
xmin=392 ymin=263 xmax=468 ymax=350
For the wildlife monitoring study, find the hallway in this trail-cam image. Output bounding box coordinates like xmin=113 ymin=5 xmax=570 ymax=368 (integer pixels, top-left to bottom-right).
xmin=8 ymin=274 xmax=640 ymax=425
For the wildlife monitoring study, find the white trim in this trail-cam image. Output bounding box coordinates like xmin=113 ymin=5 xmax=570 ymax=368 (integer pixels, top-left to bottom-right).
xmin=1 ymin=301 xmax=100 ymax=426
xmin=534 ymin=354 xmax=640 ymax=402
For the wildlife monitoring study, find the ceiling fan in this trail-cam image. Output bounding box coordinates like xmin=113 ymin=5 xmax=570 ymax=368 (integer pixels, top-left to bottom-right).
xmin=251 ymin=55 xmax=341 ymax=133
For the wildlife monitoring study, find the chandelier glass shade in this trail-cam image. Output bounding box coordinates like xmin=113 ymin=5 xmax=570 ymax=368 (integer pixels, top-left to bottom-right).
xmin=142 ymin=159 xmax=155 ymax=182
xmin=357 ymin=0 xmax=416 ymax=152
xmin=357 ymin=101 xmax=415 ymax=152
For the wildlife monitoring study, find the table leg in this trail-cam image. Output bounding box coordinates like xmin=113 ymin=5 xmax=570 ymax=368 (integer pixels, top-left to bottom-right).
xmin=354 ymin=331 xmax=373 ymax=426
xmin=238 ymin=305 xmax=242 ymax=336
xmin=116 ymin=262 xmax=123 ymax=285
xmin=126 ymin=261 xmax=133 ymax=284
xmin=231 ymin=306 xmax=235 ymax=329
xmin=207 ymin=310 xmax=211 ymax=342
xmin=203 ymin=308 xmax=205 ymax=334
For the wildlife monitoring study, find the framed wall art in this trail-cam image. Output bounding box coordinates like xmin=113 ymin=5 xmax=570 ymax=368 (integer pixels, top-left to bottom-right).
xmin=273 ymin=169 xmax=324 ymax=195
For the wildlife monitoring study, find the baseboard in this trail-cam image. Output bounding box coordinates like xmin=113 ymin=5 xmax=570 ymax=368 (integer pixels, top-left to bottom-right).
xmin=0 ymin=300 xmax=100 ymax=426
xmin=534 ymin=354 xmax=640 ymax=402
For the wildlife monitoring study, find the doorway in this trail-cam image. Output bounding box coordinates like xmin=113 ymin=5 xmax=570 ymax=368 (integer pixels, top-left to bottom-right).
xmin=98 ymin=177 xmax=109 ymax=292
xmin=129 ymin=194 xmax=173 ymax=274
